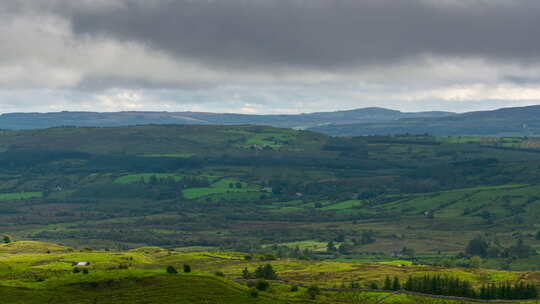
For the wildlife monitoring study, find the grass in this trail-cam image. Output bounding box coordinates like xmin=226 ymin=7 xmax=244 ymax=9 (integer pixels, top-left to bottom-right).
xmin=265 ymin=240 xmax=331 ymax=252
xmin=0 ymin=274 xmax=287 ymax=304
xmin=227 ymin=129 xmax=299 ymax=150
xmin=322 ymin=200 xmax=362 ymax=211
xmin=142 ymin=153 xmax=195 ymax=158
xmin=0 ymin=192 xmax=42 ymax=200
xmin=0 ymin=241 xmax=72 ymax=254
xmin=1 ymin=241 xmax=540 ymax=304
xmin=377 ymin=260 xmax=413 ymax=266
xmin=114 ymin=173 xmax=184 ymax=184
xmin=183 ymin=178 xmax=257 ymax=199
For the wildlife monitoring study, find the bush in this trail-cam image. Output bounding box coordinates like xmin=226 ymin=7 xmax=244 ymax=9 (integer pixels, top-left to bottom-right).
xmin=166 ymin=266 xmax=177 ymax=274
xmin=254 ymin=264 xmax=278 ymax=280
xmin=242 ymin=267 xmax=252 ymax=279
xmin=307 ymin=285 xmax=320 ymax=299
xmin=118 ymin=262 xmax=130 ymax=269
xmin=215 ymin=271 xmax=225 ymax=277
xmin=72 ymin=267 xmax=81 ymax=274
xmin=183 ymin=264 xmax=191 ymax=273
xmin=249 ymin=289 xmax=259 ymax=298
xmin=260 ymin=254 xmax=276 ymax=261
xmin=82 ymin=269 xmax=89 ymax=274
xmin=2 ymin=235 xmax=11 ymax=244
xmin=255 ymin=280 xmax=270 ymax=291
xmin=290 ymin=285 xmax=299 ymax=292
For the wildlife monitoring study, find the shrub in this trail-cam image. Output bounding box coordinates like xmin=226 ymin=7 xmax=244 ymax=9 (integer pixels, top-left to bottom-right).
xmin=118 ymin=263 xmax=130 ymax=269
xmin=255 ymin=280 xmax=270 ymax=291
xmin=307 ymin=285 xmax=320 ymax=299
xmin=290 ymin=285 xmax=299 ymax=292
xmin=242 ymin=267 xmax=252 ymax=279
xmin=249 ymin=289 xmax=259 ymax=298
xmin=2 ymin=235 xmax=11 ymax=244
xmin=260 ymin=254 xmax=276 ymax=261
xmin=166 ymin=266 xmax=177 ymax=274
xmin=254 ymin=264 xmax=278 ymax=280
xmin=215 ymin=271 xmax=225 ymax=277
xmin=183 ymin=264 xmax=191 ymax=273
xmin=72 ymin=267 xmax=81 ymax=274
xmin=83 ymin=269 xmax=89 ymax=274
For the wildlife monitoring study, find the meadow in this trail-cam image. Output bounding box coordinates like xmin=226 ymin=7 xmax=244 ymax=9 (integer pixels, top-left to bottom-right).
xmin=1 ymin=125 xmax=540 ymax=282
xmin=0 ymin=191 xmax=42 ymax=200
xmin=0 ymin=241 xmax=539 ymax=304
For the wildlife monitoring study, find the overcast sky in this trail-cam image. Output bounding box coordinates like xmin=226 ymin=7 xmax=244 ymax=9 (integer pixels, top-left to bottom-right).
xmin=1 ymin=0 xmax=540 ymax=114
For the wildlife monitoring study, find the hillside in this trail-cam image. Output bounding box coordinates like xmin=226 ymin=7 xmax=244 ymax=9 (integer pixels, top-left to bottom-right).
xmin=0 ymin=108 xmax=453 ymax=130
xmin=310 ymin=105 xmax=540 ymax=136
xmin=5 ymin=105 xmax=540 ymax=137
xmin=1 ymin=125 xmax=540 ymax=274
xmin=0 ymin=242 xmax=538 ymax=303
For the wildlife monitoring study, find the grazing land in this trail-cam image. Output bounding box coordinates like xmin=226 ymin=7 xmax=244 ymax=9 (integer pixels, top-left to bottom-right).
xmin=0 ymin=241 xmax=539 ymax=304
xmin=2 ymin=125 xmax=540 ymax=302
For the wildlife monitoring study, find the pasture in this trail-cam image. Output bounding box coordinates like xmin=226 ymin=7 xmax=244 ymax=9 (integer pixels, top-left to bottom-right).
xmin=0 ymin=241 xmax=539 ymax=304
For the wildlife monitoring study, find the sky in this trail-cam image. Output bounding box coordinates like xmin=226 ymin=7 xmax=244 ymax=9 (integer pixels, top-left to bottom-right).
xmin=1 ymin=0 xmax=540 ymax=114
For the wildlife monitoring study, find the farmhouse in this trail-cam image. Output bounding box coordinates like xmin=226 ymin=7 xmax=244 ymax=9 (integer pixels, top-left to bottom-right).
xmin=72 ymin=261 xmax=91 ymax=267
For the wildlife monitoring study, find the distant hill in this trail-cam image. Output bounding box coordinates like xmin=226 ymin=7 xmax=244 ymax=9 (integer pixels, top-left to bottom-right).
xmin=309 ymin=105 xmax=540 ymax=137
xmin=4 ymin=105 xmax=540 ymax=137
xmin=0 ymin=108 xmax=453 ymax=130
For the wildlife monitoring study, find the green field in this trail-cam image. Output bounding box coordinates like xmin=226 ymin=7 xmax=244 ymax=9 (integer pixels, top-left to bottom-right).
xmin=114 ymin=173 xmax=184 ymax=184
xmin=0 ymin=192 xmax=42 ymax=200
xmin=2 ymin=125 xmax=540 ymax=276
xmin=0 ymin=241 xmax=538 ymax=304
xmin=183 ymin=178 xmax=258 ymax=199
xmin=322 ymin=200 xmax=363 ymax=210
xmin=142 ymin=153 xmax=195 ymax=158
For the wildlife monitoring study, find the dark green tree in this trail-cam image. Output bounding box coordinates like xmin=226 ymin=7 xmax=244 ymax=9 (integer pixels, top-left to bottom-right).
xmin=307 ymin=285 xmax=320 ymax=299
xmin=255 ymin=280 xmax=270 ymax=291
xmin=384 ymin=276 xmax=392 ymax=290
xmin=254 ymin=264 xmax=277 ymax=280
xmin=242 ymin=267 xmax=251 ymax=279
xmin=326 ymin=241 xmax=337 ymax=252
xmin=465 ymin=236 xmax=489 ymax=257
xmin=183 ymin=264 xmax=191 ymax=273
xmin=2 ymin=235 xmax=11 ymax=244
xmin=392 ymin=277 xmax=401 ymax=290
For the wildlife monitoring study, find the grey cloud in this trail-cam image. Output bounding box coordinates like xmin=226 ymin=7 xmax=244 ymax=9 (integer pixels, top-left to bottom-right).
xmin=60 ymin=0 xmax=540 ymax=70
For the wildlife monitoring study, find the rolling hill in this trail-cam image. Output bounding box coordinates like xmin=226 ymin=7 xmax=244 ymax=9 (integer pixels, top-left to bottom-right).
xmin=4 ymin=104 xmax=540 ymax=137
xmin=309 ymin=105 xmax=540 ymax=137
xmin=0 ymin=108 xmax=453 ymax=130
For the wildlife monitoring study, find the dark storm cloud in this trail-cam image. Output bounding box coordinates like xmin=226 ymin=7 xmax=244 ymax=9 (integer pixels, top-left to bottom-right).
xmin=63 ymin=0 xmax=540 ymax=70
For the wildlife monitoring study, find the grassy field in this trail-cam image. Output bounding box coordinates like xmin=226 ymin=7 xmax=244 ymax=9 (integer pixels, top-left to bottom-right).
xmin=0 ymin=192 xmax=42 ymax=200
xmin=183 ymin=178 xmax=258 ymax=199
xmin=0 ymin=241 xmax=539 ymax=304
xmin=4 ymin=125 xmax=540 ymax=278
xmin=114 ymin=173 xmax=184 ymax=184
xmin=142 ymin=153 xmax=195 ymax=158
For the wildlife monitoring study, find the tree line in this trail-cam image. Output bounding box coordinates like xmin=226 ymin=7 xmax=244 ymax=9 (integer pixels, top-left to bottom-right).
xmin=383 ymin=275 xmax=537 ymax=300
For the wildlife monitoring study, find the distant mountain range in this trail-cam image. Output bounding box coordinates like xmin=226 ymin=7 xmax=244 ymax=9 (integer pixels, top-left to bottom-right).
xmin=0 ymin=108 xmax=453 ymax=130
xmin=1 ymin=105 xmax=540 ymax=136
xmin=310 ymin=105 xmax=540 ymax=137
